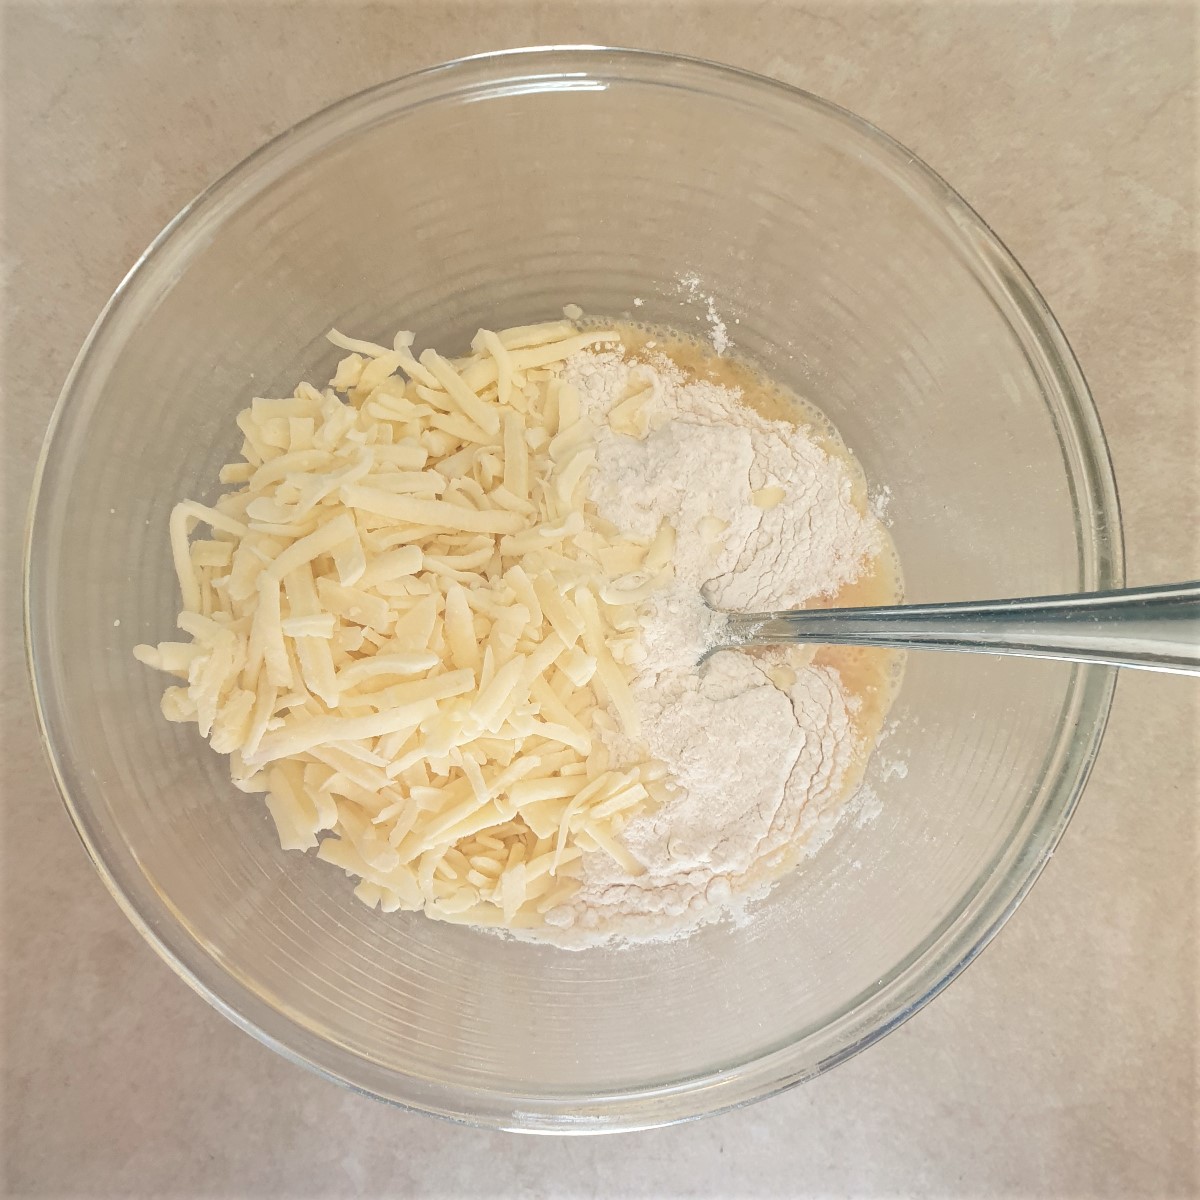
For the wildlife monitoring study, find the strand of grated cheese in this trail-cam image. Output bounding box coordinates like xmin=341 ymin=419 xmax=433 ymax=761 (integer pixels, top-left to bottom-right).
xmin=136 ymin=316 xmax=668 ymax=927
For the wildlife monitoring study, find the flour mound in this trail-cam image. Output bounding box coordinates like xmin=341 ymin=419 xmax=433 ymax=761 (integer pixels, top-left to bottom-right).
xmin=538 ymin=347 xmax=881 ymax=945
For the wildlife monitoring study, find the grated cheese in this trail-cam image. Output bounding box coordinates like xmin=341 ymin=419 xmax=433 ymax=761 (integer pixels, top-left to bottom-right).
xmin=135 ymin=315 xmax=657 ymax=928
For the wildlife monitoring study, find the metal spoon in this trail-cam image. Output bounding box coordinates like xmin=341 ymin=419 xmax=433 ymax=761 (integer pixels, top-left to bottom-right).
xmin=710 ymin=581 xmax=1200 ymax=675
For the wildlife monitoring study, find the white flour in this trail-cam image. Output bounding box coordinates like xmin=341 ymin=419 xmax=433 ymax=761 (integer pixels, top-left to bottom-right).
xmin=575 ymin=350 xmax=876 ymax=610
xmin=677 ymin=271 xmax=731 ymax=354
xmin=540 ymin=347 xmax=882 ymax=945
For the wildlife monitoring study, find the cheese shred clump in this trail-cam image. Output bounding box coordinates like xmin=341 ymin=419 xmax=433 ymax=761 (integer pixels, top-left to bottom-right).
xmin=135 ymin=320 xmax=677 ymax=929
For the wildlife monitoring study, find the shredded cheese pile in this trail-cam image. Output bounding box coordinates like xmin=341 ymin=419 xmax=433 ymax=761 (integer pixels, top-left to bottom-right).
xmin=135 ymin=320 xmax=679 ymax=928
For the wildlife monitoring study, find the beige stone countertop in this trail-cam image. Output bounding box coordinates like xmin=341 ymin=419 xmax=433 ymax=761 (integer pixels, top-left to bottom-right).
xmin=3 ymin=3 xmax=1196 ymax=1196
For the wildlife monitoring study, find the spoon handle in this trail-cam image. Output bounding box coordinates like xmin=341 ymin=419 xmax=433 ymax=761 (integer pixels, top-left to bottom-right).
xmin=724 ymin=581 xmax=1200 ymax=675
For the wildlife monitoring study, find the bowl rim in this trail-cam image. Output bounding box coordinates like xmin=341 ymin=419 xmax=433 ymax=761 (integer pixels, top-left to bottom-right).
xmin=24 ymin=44 xmax=1124 ymax=1133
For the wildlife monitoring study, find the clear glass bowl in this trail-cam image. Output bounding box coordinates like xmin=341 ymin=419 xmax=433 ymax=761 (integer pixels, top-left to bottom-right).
xmin=25 ymin=48 xmax=1122 ymax=1132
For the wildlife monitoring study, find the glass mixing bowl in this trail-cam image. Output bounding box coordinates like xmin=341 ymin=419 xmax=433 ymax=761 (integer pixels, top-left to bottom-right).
xmin=25 ymin=47 xmax=1122 ymax=1131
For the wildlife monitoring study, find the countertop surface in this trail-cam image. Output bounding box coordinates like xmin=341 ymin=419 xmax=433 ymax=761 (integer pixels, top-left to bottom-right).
xmin=3 ymin=3 xmax=1196 ymax=1197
